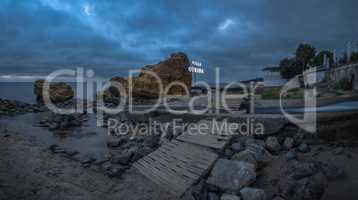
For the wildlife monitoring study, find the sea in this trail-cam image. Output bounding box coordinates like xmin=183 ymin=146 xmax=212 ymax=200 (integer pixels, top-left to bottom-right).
xmin=0 ymin=66 xmax=136 ymax=103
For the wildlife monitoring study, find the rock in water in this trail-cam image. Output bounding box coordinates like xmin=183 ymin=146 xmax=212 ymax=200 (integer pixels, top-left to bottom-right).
xmin=207 ymin=159 xmax=256 ymax=193
xmin=240 ymin=187 xmax=266 ymax=200
xmin=34 ymin=79 xmax=74 ymax=103
xmin=104 ymin=52 xmax=192 ymax=100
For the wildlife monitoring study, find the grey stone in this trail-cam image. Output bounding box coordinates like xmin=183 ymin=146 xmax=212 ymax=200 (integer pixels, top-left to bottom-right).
xmin=292 ymin=173 xmax=327 ymax=200
xmin=231 ymin=143 xmax=244 ymax=153
xmin=208 ymin=192 xmax=220 ymax=200
xmin=111 ymin=151 xmax=133 ymax=165
xmin=107 ymin=138 xmax=127 ymax=148
xmin=80 ymin=155 xmax=96 ymax=165
xmin=287 ymin=161 xmax=318 ymax=180
xmin=221 ymin=193 xmax=240 ymax=200
xmin=207 ymin=159 xmax=256 ymax=192
xmin=265 ymin=136 xmax=281 ymax=153
xmin=64 ymin=149 xmax=79 ymax=157
xmin=286 ymin=150 xmax=297 ymax=161
xmin=224 ymin=149 xmax=234 ymax=157
xmin=93 ymin=155 xmax=110 ymax=165
xmin=298 ymin=143 xmax=310 ymax=153
xmin=107 ymin=166 xmax=127 ymax=178
xmin=283 ymin=137 xmax=294 ymax=150
xmin=232 ymin=150 xmax=258 ymax=168
xmin=246 ymin=142 xmax=272 ymax=166
xmin=333 ymin=147 xmax=344 ymax=155
xmin=240 ymin=187 xmax=266 ymax=200
xmin=101 ymin=161 xmax=112 ymax=171
xmin=319 ymin=162 xmax=345 ymax=180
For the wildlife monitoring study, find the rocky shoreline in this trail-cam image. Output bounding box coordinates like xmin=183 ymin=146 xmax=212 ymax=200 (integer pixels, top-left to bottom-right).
xmin=1 ymin=98 xmax=358 ymax=200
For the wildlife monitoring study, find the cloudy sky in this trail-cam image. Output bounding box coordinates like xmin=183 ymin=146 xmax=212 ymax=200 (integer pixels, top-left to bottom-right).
xmin=0 ymin=0 xmax=357 ymax=81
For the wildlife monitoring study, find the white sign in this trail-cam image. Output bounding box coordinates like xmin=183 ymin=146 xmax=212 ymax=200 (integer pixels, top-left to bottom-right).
xmin=189 ymin=61 xmax=205 ymax=74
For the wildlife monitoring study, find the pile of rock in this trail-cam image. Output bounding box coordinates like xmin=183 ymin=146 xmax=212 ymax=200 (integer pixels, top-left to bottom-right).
xmin=0 ymin=99 xmax=44 ymax=116
xmin=203 ymin=129 xmax=346 ymax=200
xmin=38 ymin=113 xmax=86 ymax=130
xmin=107 ymin=135 xmax=160 ymax=165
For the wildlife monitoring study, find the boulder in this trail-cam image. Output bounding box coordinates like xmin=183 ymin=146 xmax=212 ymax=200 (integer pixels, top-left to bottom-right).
xmin=283 ymin=137 xmax=294 ymax=150
xmin=318 ymin=162 xmax=345 ymax=180
xmin=231 ymin=143 xmax=244 ymax=153
xmin=232 ymin=150 xmax=258 ymax=168
xmin=297 ymin=143 xmax=310 ymax=153
xmin=240 ymin=187 xmax=266 ymax=200
xmin=246 ymin=142 xmax=273 ymax=167
xmin=221 ymin=194 xmax=240 ymax=200
xmin=207 ymin=159 xmax=256 ymax=192
xmin=110 ymin=151 xmax=133 ymax=165
xmin=104 ymin=52 xmax=192 ymax=100
xmin=34 ymin=79 xmax=74 ymax=103
xmin=287 ymin=161 xmax=318 ymax=180
xmin=208 ymin=192 xmax=221 ymax=200
xmin=265 ymin=136 xmax=281 ymax=153
xmin=291 ymin=173 xmax=327 ymax=200
xmin=333 ymin=147 xmax=344 ymax=155
xmin=286 ymin=150 xmax=297 ymax=161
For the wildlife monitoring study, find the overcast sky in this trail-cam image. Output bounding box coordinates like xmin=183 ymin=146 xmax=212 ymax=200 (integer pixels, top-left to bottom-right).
xmin=0 ymin=0 xmax=357 ymax=81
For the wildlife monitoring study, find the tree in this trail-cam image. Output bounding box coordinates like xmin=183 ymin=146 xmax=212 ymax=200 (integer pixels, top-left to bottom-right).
xmin=295 ymin=43 xmax=316 ymax=69
xmin=339 ymin=51 xmax=358 ymax=65
xmin=279 ymin=58 xmax=303 ymax=79
xmin=313 ymin=50 xmax=334 ymax=67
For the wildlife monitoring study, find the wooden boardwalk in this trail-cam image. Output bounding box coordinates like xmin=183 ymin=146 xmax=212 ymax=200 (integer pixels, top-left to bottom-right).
xmin=133 ymin=140 xmax=219 ymax=196
xmin=133 ymin=120 xmax=234 ymax=196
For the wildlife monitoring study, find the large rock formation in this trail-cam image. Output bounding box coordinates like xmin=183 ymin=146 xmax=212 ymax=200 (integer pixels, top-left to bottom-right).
xmin=34 ymin=80 xmax=74 ymax=104
xmin=104 ymin=52 xmax=192 ymax=100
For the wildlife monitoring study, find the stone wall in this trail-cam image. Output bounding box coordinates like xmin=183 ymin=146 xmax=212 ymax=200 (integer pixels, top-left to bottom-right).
xmin=328 ymin=63 xmax=358 ymax=90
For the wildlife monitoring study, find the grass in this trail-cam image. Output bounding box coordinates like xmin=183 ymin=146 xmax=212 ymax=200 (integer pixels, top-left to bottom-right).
xmin=261 ymin=87 xmax=304 ymax=100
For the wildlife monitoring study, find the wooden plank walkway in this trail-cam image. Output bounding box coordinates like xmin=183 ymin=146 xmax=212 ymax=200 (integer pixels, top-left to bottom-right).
xmin=176 ymin=120 xmax=233 ymax=150
xmin=133 ymin=120 xmax=237 ymax=197
xmin=133 ymin=140 xmax=219 ymax=196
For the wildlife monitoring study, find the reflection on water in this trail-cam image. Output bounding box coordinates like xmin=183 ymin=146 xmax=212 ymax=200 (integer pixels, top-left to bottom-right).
xmin=0 ymin=113 xmax=111 ymax=156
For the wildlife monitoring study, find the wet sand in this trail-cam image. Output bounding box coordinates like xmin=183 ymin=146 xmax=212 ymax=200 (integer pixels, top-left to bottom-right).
xmin=0 ymin=135 xmax=181 ymax=200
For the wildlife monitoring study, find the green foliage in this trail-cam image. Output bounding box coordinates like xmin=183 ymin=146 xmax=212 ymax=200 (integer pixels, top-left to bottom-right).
xmin=339 ymin=52 xmax=358 ymax=65
xmin=279 ymin=58 xmax=303 ymax=79
xmin=333 ymin=78 xmax=353 ymax=91
xmin=261 ymin=87 xmax=281 ymax=99
xmin=313 ymin=50 xmax=334 ymax=67
xmin=295 ymin=43 xmax=316 ymax=68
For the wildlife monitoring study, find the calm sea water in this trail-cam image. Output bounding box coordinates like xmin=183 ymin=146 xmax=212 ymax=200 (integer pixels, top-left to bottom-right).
xmin=0 ymin=82 xmax=37 ymax=103
xmin=0 ymin=67 xmax=130 ymax=103
xmin=0 ymin=65 xmax=264 ymax=103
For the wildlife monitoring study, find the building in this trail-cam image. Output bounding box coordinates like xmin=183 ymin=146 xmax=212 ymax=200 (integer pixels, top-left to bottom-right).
xmin=262 ymin=66 xmax=287 ymax=87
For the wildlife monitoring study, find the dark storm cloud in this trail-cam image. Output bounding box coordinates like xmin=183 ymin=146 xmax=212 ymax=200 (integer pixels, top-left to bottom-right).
xmin=0 ymin=0 xmax=357 ymax=81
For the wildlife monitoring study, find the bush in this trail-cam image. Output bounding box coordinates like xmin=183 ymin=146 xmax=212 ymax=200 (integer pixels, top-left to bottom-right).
xmin=333 ymin=78 xmax=353 ymax=91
